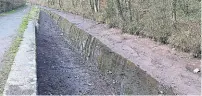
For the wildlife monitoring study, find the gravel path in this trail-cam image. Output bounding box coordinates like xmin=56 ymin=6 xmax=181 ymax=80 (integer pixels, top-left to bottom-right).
xmin=36 ymin=11 xmax=114 ymax=95
xmin=0 ymin=6 xmax=29 ymax=68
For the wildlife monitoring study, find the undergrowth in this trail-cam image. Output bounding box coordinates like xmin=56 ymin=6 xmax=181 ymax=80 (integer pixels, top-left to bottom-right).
xmin=32 ymin=0 xmax=201 ymax=58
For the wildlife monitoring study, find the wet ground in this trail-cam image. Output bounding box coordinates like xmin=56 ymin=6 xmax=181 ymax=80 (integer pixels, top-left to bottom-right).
xmin=36 ymin=11 xmax=114 ymax=95
xmin=0 ymin=6 xmax=29 ymax=69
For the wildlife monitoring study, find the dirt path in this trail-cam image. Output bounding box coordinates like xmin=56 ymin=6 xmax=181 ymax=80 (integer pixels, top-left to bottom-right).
xmin=0 ymin=6 xmax=29 ymax=69
xmin=36 ymin=11 xmax=114 ymax=95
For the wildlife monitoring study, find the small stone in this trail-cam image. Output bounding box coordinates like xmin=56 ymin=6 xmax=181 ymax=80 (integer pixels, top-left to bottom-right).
xmin=108 ymin=71 xmax=112 ymax=74
xmin=160 ymin=91 xmax=163 ymax=94
xmin=113 ymin=80 xmax=116 ymax=84
xmin=60 ymin=33 xmax=64 ymax=36
xmin=88 ymin=83 xmax=92 ymax=86
xmin=193 ymin=68 xmax=200 ymax=73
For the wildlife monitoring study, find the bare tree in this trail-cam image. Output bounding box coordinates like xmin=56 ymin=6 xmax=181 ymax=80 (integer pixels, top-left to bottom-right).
xmin=172 ymin=0 xmax=177 ymax=22
xmin=115 ymin=0 xmax=125 ymax=21
xmin=90 ymin=0 xmax=99 ymax=12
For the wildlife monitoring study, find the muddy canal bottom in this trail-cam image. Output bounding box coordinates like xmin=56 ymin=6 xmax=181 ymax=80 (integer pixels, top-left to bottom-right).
xmin=36 ymin=11 xmax=114 ymax=95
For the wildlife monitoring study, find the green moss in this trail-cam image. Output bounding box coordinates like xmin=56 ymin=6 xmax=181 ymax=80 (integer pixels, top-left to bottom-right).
xmin=124 ymin=87 xmax=133 ymax=95
xmin=0 ymin=10 xmax=16 ymax=16
xmin=0 ymin=5 xmax=27 ymax=16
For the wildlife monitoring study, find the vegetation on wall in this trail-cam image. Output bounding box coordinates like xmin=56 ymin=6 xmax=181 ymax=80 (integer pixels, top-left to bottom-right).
xmin=33 ymin=0 xmax=201 ymax=58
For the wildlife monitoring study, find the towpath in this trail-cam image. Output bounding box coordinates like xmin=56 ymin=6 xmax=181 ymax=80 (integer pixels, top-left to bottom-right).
xmin=0 ymin=6 xmax=29 ymax=69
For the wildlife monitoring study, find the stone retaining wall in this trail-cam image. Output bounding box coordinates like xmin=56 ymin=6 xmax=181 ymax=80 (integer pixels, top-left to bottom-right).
xmin=40 ymin=9 xmax=176 ymax=95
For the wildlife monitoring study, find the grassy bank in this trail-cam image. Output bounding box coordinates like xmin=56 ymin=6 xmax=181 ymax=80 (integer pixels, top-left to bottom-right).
xmin=0 ymin=10 xmax=16 ymax=16
xmin=33 ymin=0 xmax=201 ymax=58
xmin=0 ymin=6 xmax=39 ymax=95
xmin=0 ymin=5 xmax=28 ymax=16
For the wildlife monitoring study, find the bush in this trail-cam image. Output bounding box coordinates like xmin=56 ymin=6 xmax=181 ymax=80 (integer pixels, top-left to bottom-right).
xmin=34 ymin=0 xmax=201 ymax=58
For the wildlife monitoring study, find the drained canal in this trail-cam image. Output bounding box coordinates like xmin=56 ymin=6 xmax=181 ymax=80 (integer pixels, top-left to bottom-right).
xmin=36 ymin=11 xmax=114 ymax=95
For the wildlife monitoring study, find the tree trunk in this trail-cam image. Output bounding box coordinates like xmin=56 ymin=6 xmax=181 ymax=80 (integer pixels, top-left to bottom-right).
xmin=116 ymin=0 xmax=125 ymax=21
xmin=172 ymin=0 xmax=177 ymax=22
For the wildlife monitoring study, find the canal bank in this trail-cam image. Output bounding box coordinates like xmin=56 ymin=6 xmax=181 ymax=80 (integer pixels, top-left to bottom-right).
xmin=39 ymin=7 xmax=200 ymax=95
